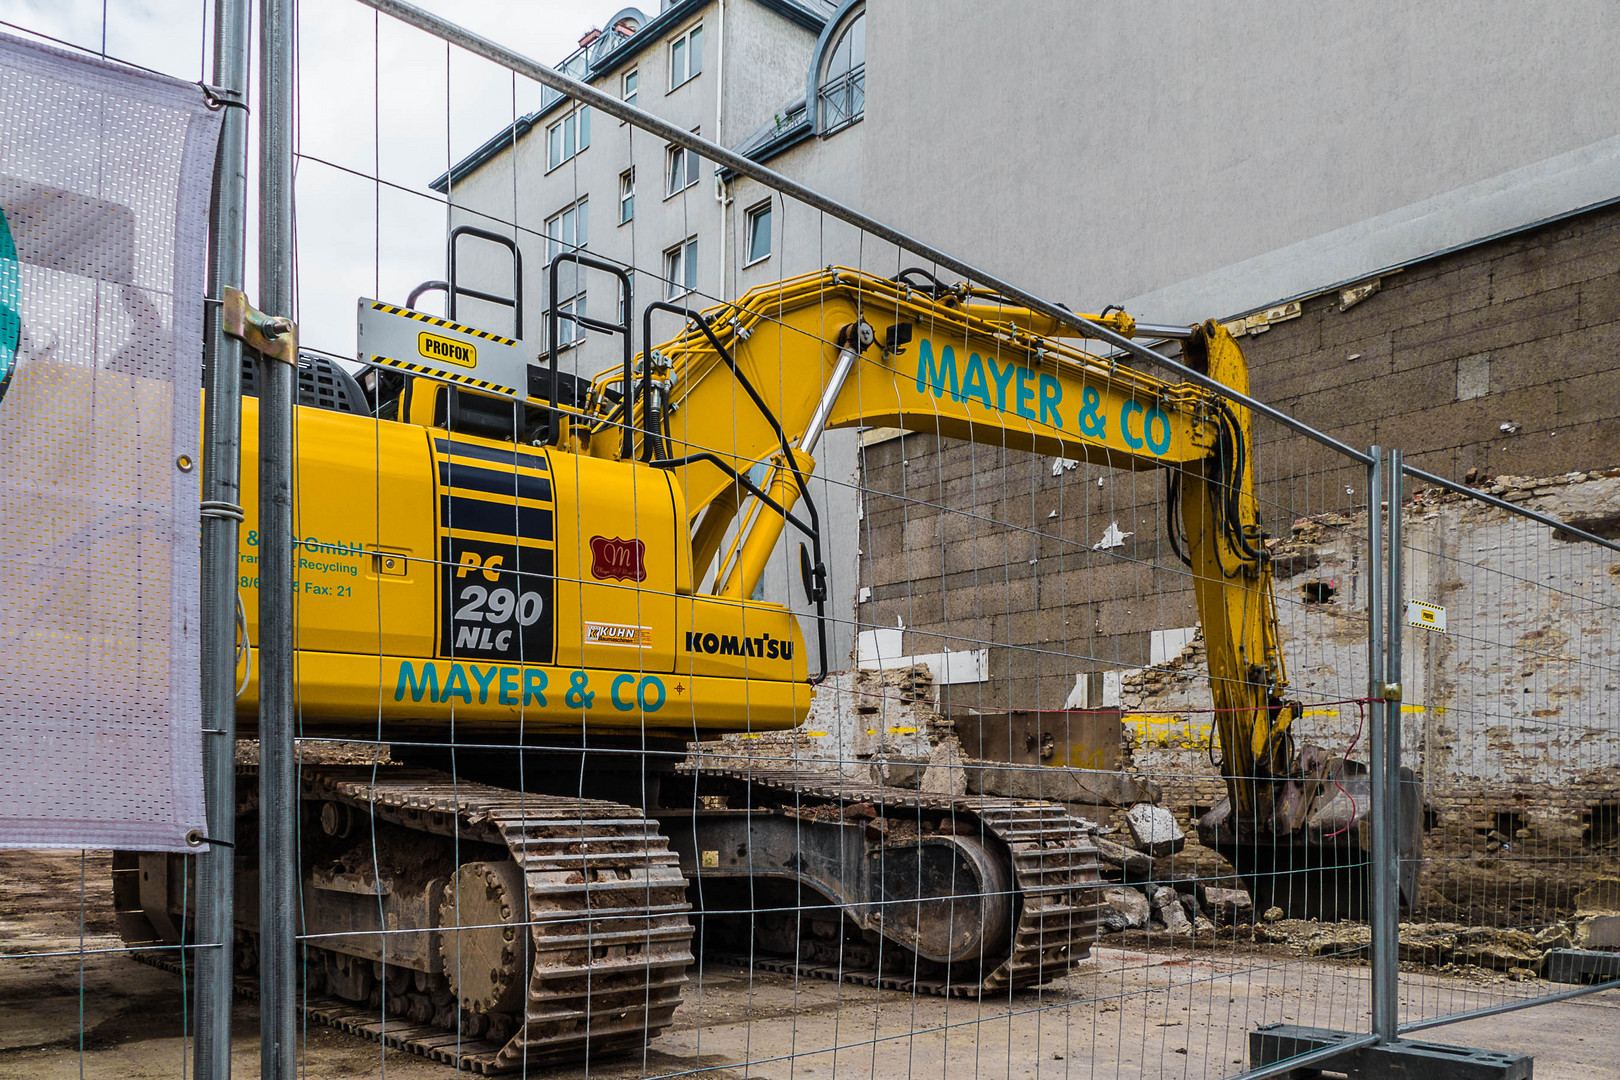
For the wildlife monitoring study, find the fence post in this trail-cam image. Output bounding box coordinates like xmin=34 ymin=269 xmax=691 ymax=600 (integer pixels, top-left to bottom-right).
xmin=1365 ymin=446 xmax=1397 ymax=1042
xmin=257 ymin=0 xmax=298 ymax=1076
xmin=1368 ymin=448 xmax=1405 ymax=1041
xmin=195 ymin=0 xmax=252 ymax=1077
xmin=1376 ymin=450 xmax=1405 ymax=1033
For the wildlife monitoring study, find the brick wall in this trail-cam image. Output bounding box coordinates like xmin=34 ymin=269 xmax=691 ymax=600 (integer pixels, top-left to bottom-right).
xmin=1245 ymin=201 xmax=1620 ymax=483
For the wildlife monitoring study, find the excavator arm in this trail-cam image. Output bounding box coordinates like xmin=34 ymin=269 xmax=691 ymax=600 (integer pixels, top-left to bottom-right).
xmin=583 ymin=267 xmax=1303 ymax=841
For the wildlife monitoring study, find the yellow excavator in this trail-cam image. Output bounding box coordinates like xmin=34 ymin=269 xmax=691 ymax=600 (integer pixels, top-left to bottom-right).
xmin=116 ymin=259 xmax=1404 ymax=1071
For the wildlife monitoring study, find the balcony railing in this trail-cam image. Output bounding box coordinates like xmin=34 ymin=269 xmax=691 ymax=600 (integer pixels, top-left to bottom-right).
xmin=818 ymin=64 xmax=864 ymax=134
xmin=538 ymin=27 xmax=637 ymax=111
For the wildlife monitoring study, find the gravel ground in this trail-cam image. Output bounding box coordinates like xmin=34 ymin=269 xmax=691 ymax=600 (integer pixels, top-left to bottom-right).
xmin=2 ymin=850 xmax=1615 ymax=1079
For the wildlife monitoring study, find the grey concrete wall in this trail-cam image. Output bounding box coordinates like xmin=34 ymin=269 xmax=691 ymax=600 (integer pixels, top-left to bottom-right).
xmin=722 ymin=1 xmax=822 ymax=148
xmin=862 ymin=0 xmax=1620 ymax=322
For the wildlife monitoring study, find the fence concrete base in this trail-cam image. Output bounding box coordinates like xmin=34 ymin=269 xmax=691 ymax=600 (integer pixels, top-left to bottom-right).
xmin=1543 ymin=949 xmax=1620 ymax=985
xmin=1250 ymin=1023 xmax=1532 ymax=1079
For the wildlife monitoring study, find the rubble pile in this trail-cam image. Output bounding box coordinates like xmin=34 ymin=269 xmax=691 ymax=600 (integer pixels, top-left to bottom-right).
xmin=1086 ymin=812 xmax=1620 ymax=984
xmin=1249 ymin=916 xmax=1601 ymax=981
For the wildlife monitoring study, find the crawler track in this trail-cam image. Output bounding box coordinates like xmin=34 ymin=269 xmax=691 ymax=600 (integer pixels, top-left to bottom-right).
xmin=120 ymin=765 xmax=693 ymax=1074
xmin=681 ymin=765 xmax=1105 ymax=996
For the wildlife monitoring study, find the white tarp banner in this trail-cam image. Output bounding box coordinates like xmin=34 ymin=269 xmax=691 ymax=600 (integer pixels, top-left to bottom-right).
xmin=0 ymin=33 xmax=220 ymax=850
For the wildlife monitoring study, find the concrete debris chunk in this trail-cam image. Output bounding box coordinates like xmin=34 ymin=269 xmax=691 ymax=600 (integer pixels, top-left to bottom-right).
xmin=1396 ymin=922 xmax=1465 ymax=964
xmin=1124 ymin=803 xmax=1185 ymax=856
xmin=1573 ymin=913 xmax=1620 ymax=950
xmin=1151 ymin=885 xmax=1192 ymax=935
xmin=1450 ymin=927 xmax=1544 ymax=971
xmin=1203 ymin=886 xmax=1253 ymax=926
xmin=918 ymin=738 xmax=968 ymax=796
xmin=1099 ymin=885 xmax=1151 ymax=932
xmin=1534 ymin=924 xmax=1573 ymax=951
xmin=1091 ymin=835 xmax=1154 ymax=879
xmin=1573 ymin=878 xmax=1620 ymax=912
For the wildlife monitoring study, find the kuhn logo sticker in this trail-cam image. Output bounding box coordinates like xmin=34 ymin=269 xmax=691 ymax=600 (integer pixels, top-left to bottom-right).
xmin=590 ymin=536 xmax=646 ymax=582
xmin=585 ymin=622 xmax=652 ymax=648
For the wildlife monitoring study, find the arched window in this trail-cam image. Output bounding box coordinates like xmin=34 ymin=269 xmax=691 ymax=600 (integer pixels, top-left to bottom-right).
xmin=818 ymin=8 xmax=864 ymax=134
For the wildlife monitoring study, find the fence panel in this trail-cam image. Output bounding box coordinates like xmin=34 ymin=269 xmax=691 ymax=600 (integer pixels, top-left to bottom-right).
xmin=1390 ymin=465 xmax=1620 ymax=1033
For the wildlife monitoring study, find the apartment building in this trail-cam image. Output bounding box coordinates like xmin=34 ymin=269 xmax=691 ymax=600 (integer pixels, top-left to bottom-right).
xmin=433 ymin=0 xmax=839 ymax=380
xmin=433 ymin=0 xmax=873 ymax=662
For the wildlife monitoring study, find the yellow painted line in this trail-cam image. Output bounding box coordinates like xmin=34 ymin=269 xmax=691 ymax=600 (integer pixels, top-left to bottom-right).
xmin=436 ymin=487 xmax=553 ymax=511
xmin=887 ymin=726 xmax=918 ymax=734
xmin=436 ymin=452 xmax=550 ymax=480
xmin=804 ymin=731 xmax=829 ymax=737
xmin=443 ymin=526 xmax=554 ymax=550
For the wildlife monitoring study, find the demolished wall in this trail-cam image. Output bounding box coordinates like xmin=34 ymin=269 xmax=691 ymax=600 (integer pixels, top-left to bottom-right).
xmin=1120 ymin=471 xmax=1620 ymax=920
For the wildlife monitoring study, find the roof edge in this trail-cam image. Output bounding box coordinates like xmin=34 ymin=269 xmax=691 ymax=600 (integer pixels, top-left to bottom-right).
xmin=431 ymin=0 xmax=831 ymax=194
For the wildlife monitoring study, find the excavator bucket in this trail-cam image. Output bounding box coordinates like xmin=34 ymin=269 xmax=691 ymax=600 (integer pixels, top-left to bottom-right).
xmin=1198 ymin=761 xmax=1422 ymax=922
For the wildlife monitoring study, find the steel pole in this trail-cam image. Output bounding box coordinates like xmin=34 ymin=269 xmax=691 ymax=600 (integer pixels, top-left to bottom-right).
xmin=1377 ymin=449 xmax=1405 ymax=1037
xmin=257 ymin=0 xmax=298 ymax=1075
xmin=195 ymin=0 xmax=252 ymax=1076
xmin=1365 ymin=448 xmax=1395 ymax=1042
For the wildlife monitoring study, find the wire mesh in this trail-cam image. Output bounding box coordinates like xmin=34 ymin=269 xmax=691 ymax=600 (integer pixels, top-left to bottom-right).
xmin=1391 ymin=468 xmax=1620 ymax=1032
xmin=4 ymin=3 xmax=1619 ymax=1080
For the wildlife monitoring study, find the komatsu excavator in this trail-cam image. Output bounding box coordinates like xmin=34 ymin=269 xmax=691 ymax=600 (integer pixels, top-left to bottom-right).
xmin=115 ymin=257 xmax=1408 ymax=1072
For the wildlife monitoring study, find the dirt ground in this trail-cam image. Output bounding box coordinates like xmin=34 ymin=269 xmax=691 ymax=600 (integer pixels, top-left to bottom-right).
xmin=2 ymin=850 xmax=1616 ymax=1080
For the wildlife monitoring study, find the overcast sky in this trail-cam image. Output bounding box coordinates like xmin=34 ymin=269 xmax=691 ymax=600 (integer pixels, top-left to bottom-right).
xmin=0 ymin=0 xmax=631 ymax=356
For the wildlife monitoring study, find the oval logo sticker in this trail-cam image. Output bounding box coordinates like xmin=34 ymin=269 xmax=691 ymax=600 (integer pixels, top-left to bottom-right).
xmin=418 ymin=330 xmax=476 ymax=369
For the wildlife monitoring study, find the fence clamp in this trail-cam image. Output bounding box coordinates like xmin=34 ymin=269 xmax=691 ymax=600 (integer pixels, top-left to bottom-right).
xmin=1381 ymin=681 xmax=1403 ymax=702
xmin=222 ymin=286 xmax=298 ymax=365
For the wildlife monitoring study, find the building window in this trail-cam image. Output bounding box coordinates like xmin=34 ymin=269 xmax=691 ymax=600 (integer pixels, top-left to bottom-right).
xmin=618 ymin=269 xmax=635 ymax=324
xmin=666 ymin=135 xmax=700 ymax=196
xmin=744 ymin=200 xmax=772 ymax=265
xmin=668 ymin=23 xmax=702 ymax=90
xmin=553 ymin=290 xmax=587 ymax=349
xmin=546 ymin=104 xmax=590 ymax=170
xmin=619 ymin=169 xmax=635 ymax=225
xmin=818 ymin=10 xmax=864 ymax=133
xmin=664 ymin=237 xmax=697 ymax=300
xmin=545 ymin=198 xmax=588 ymax=262
xmin=622 ymin=68 xmax=638 ymax=107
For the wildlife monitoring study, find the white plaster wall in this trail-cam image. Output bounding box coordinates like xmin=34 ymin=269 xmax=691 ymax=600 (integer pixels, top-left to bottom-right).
xmin=1123 ymin=476 xmax=1620 ymax=788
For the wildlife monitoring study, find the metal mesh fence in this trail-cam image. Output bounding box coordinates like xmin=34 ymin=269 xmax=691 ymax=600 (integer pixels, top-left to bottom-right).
xmin=1392 ymin=466 xmax=1620 ymax=1033
xmin=3 ymin=3 xmax=1618 ymax=1080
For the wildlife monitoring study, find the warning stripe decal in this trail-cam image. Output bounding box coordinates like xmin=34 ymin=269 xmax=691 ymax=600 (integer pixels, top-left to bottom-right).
xmin=442 ymin=525 xmax=554 ymax=551
xmin=368 ymin=302 xmax=518 ymax=346
xmin=374 ymin=355 xmax=520 ymax=397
